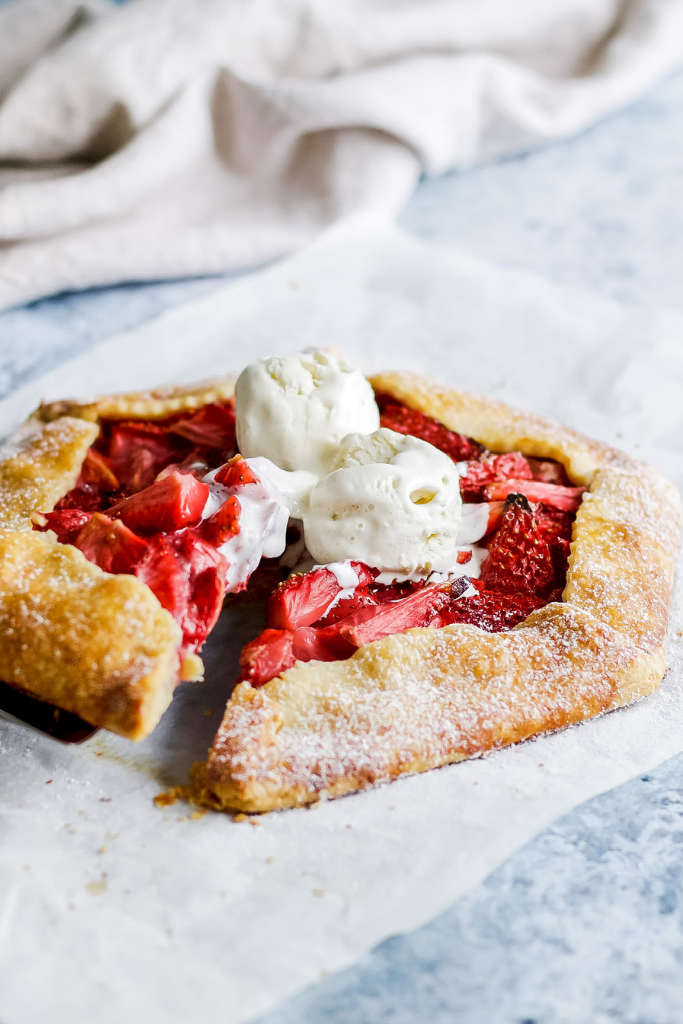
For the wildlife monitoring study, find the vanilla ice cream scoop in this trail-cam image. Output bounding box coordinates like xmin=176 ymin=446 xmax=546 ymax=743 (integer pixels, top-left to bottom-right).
xmin=235 ymin=350 xmax=379 ymax=476
xmin=303 ymin=428 xmax=462 ymax=573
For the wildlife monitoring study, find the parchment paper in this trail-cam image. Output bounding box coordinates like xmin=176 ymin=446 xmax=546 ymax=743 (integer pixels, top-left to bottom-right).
xmin=1 ymin=216 xmax=683 ymax=1024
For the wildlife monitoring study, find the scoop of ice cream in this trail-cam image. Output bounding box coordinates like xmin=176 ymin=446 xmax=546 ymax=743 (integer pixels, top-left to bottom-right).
xmin=303 ymin=428 xmax=462 ymax=573
xmin=234 ymin=350 xmax=379 ymax=476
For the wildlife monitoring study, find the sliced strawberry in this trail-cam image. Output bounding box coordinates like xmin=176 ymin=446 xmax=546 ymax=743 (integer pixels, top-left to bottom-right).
xmin=535 ymin=505 xmax=574 ymax=592
xmin=267 ymin=563 xmax=377 ymax=631
xmin=199 ymin=494 xmax=241 ymax=547
xmin=535 ymin=505 xmax=574 ymax=550
xmin=239 ymin=629 xmax=296 ymax=686
xmin=369 ymin=578 xmax=424 ymax=604
xmin=526 ymin=457 xmax=571 ymax=486
xmin=377 ymin=397 xmax=485 ymax=461
xmin=333 ymin=584 xmax=451 ymax=647
xmin=456 ymin=550 xmax=472 ymax=565
xmin=443 ymin=588 xmax=546 ymax=632
xmin=79 ymin=449 xmax=119 ymax=491
xmin=55 ymin=482 xmax=110 ymax=513
xmin=214 ymin=454 xmax=260 ymax=488
xmin=459 ymin=452 xmax=533 ymax=502
xmin=266 ymin=568 xmax=340 ymax=630
xmin=156 ymin=452 xmax=210 ymax=481
xmin=107 ymin=470 xmax=209 ymax=535
xmin=485 ymin=500 xmax=506 ymax=536
xmin=169 ymin=402 xmax=236 ymax=454
xmin=134 ymin=531 xmax=227 ymax=650
xmin=107 ymin=425 xmax=182 ymax=494
xmin=316 ymin=587 xmax=379 ymax=625
xmin=484 ymin=479 xmax=586 ymax=511
xmin=135 ymin=534 xmax=190 ymax=621
xmin=32 ymin=509 xmax=93 ymax=545
xmin=186 ymin=562 xmax=226 ymax=649
xmin=480 ymin=493 xmax=554 ymax=597
xmin=174 ymin=532 xmax=228 ymax=648
xmin=74 ymin=513 xmax=148 ymax=575
xmin=291 ymin=625 xmax=355 ymax=662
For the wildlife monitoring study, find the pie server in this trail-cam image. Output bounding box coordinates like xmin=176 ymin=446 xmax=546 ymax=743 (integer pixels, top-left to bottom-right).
xmin=0 ymin=680 xmax=98 ymax=743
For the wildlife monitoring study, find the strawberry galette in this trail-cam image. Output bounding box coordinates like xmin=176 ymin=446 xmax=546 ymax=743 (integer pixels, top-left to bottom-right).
xmin=0 ymin=353 xmax=679 ymax=812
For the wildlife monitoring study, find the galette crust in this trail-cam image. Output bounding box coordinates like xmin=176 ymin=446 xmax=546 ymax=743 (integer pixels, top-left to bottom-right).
xmin=0 ymin=378 xmax=235 ymax=739
xmin=1 ymin=370 xmax=679 ymax=785
xmin=36 ymin=376 xmax=236 ymax=425
xmin=0 ymin=530 xmax=182 ymax=740
xmin=203 ymin=373 xmax=681 ymax=812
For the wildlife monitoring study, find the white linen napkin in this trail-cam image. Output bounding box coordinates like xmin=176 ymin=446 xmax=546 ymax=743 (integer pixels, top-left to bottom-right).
xmin=1 ymin=217 xmax=683 ymax=1024
xmin=0 ymin=0 xmax=683 ymax=310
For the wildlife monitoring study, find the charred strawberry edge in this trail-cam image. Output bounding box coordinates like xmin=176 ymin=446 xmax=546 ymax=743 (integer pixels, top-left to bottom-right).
xmin=33 ymin=394 xmax=580 ymax=686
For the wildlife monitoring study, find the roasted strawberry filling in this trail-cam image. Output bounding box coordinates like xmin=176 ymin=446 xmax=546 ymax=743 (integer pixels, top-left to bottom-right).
xmin=56 ymin=402 xmax=236 ymax=510
xmin=376 ymin=393 xmax=485 ymax=462
xmin=238 ymin=401 xmax=585 ymax=686
xmin=34 ymin=403 xmax=237 ymax=655
xmin=33 ymin=392 xmax=585 ymax=684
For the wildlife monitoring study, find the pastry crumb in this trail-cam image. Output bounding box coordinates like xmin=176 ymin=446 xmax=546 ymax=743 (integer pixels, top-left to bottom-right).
xmin=153 ymin=785 xmax=194 ymax=808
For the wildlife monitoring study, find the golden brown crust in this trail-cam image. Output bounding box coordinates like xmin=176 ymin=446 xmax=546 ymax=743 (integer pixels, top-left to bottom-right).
xmin=0 ymin=416 xmax=98 ymax=531
xmin=205 ymin=373 xmax=681 ymax=812
xmin=37 ymin=376 xmax=236 ymax=424
xmin=0 ymin=530 xmax=181 ymax=740
xmin=0 ymin=380 xmax=235 ymax=739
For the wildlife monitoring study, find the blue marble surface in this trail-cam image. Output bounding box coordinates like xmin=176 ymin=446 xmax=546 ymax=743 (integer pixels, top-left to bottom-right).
xmin=1 ymin=51 xmax=683 ymax=1024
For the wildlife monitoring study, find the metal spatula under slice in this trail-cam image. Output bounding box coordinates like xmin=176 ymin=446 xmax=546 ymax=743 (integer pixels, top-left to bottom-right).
xmin=0 ymin=680 xmax=98 ymax=743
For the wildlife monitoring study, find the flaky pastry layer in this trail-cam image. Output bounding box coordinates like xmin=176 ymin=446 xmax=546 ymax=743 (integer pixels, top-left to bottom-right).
xmin=203 ymin=373 xmax=681 ymax=812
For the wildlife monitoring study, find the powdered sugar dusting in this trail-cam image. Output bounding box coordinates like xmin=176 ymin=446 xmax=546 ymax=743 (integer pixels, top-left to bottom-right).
xmin=207 ymin=605 xmax=644 ymax=810
xmin=205 ymin=374 xmax=682 ymax=812
xmin=0 ymin=416 xmax=98 ymax=531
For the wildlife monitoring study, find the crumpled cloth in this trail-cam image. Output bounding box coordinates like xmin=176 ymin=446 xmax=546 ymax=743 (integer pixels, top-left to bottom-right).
xmin=0 ymin=0 xmax=683 ymax=311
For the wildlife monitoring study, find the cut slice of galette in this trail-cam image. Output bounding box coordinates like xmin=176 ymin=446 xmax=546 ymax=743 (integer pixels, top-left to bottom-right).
xmin=0 ymin=354 xmax=679 ymax=812
xmin=0 ymin=378 xmax=239 ymax=739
